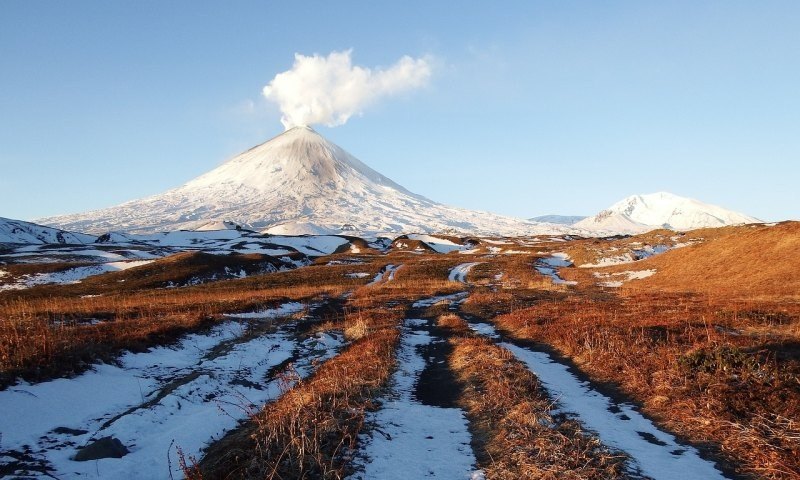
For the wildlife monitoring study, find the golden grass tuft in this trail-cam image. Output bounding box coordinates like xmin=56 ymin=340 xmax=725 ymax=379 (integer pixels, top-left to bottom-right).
xmin=436 ymin=313 xmax=470 ymax=334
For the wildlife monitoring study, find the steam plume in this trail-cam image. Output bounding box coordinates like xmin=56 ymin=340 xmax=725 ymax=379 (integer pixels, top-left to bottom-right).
xmin=263 ymin=50 xmax=431 ymax=129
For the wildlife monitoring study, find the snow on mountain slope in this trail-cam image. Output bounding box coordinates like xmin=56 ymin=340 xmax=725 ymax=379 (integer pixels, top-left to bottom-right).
xmin=38 ymin=126 xmax=567 ymax=237
xmin=575 ymin=192 xmax=761 ymax=234
xmin=529 ymin=215 xmax=587 ymax=225
xmin=0 ymin=217 xmax=96 ymax=245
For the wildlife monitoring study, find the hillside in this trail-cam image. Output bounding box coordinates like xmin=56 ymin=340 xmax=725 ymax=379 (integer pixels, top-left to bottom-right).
xmin=618 ymin=222 xmax=799 ymax=298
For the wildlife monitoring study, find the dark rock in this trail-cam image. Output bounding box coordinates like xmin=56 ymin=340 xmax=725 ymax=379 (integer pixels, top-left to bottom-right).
xmin=74 ymin=436 xmax=129 ymax=461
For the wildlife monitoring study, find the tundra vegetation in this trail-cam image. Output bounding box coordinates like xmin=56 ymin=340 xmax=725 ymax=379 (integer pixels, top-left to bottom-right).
xmin=1 ymin=221 xmax=798 ymax=479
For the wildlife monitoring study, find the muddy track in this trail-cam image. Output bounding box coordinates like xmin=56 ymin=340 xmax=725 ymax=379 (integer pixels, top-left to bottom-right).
xmin=408 ymin=303 xmax=463 ymax=408
xmin=347 ymin=293 xmax=480 ymax=479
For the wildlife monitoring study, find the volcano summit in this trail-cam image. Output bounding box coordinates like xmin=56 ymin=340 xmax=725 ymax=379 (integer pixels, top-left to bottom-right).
xmin=40 ymin=126 xmax=555 ymax=236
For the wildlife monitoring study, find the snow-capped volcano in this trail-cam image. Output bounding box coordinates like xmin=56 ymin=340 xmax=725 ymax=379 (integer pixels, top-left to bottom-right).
xmin=574 ymin=192 xmax=761 ymax=233
xmin=39 ymin=126 xmax=560 ymax=236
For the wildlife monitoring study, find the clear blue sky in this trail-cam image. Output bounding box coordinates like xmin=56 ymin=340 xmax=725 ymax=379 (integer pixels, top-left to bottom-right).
xmin=1 ymin=1 xmax=798 ymax=222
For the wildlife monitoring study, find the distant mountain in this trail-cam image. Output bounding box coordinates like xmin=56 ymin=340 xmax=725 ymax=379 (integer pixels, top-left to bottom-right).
xmin=529 ymin=215 xmax=587 ymax=225
xmin=39 ymin=126 xmax=567 ymax=237
xmin=0 ymin=217 xmax=96 ymax=245
xmin=574 ymin=192 xmax=761 ymax=233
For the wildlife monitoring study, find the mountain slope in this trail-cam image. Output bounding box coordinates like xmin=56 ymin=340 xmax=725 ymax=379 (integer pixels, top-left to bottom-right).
xmin=38 ymin=126 xmax=564 ymax=236
xmin=574 ymin=192 xmax=761 ymax=233
xmin=0 ymin=217 xmax=96 ymax=245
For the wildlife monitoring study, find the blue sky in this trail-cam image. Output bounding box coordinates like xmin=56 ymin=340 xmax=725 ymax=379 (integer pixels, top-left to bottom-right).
xmin=1 ymin=1 xmax=798 ymax=222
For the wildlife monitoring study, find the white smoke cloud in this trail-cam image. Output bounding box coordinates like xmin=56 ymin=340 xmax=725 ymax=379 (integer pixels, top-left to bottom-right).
xmin=263 ymin=50 xmax=432 ymax=130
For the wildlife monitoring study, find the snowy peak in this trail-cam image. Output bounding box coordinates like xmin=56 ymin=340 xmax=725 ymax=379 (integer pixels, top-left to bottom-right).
xmin=575 ymin=192 xmax=761 ymax=233
xmin=37 ymin=128 xmax=561 ymax=237
xmin=182 ymin=126 xmax=420 ymax=199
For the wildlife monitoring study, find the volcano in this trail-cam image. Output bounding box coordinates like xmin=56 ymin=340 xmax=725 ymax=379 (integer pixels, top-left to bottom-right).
xmin=574 ymin=192 xmax=761 ymax=233
xmin=39 ymin=126 xmax=559 ymax=236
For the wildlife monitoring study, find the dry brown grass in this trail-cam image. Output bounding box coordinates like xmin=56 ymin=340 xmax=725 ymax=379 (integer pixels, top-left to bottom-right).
xmin=449 ymin=335 xmax=627 ymax=479
xmin=623 ymin=221 xmax=800 ymax=299
xmin=4 ymin=224 xmax=798 ymax=476
xmin=491 ymin=292 xmax=800 ymax=479
xmin=349 ymin=254 xmax=464 ymax=303
xmin=562 ymin=229 xmax=681 ymax=268
xmin=0 ymin=260 xmax=379 ymax=387
xmin=436 ymin=313 xmax=470 ymax=334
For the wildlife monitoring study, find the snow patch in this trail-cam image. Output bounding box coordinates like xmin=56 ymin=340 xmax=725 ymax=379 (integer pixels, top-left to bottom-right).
xmin=594 ymin=269 xmax=657 ymax=287
xmin=535 ymin=254 xmax=577 ymax=285
xmin=448 ymin=262 xmax=482 ymax=283
xmin=0 ymin=302 xmax=342 ymax=479
xmin=0 ymin=260 xmax=154 ymax=291
xmin=224 ymin=302 xmax=306 ymax=319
